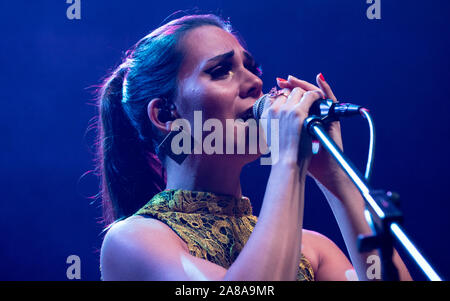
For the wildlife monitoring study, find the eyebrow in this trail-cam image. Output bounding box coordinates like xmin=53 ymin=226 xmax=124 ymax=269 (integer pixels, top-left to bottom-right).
xmin=205 ymin=50 xmax=256 ymax=65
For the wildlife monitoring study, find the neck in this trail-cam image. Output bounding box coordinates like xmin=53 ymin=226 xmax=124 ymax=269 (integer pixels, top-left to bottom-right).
xmin=164 ymin=155 xmax=243 ymax=199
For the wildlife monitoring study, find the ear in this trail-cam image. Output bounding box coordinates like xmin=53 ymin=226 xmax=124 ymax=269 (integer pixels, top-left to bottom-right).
xmin=147 ymin=98 xmax=176 ymax=134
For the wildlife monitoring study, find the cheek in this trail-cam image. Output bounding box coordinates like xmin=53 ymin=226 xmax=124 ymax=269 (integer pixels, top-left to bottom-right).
xmin=203 ymin=89 xmax=236 ymax=120
xmin=180 ymin=78 xmax=237 ymax=121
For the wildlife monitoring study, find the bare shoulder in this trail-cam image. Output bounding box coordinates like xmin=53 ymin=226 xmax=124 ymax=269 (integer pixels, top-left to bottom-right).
xmin=100 ymin=215 xmax=227 ymax=281
xmin=100 ymin=215 xmax=189 ymax=280
xmin=300 ymin=229 xmax=326 ymax=271
xmin=302 ymin=229 xmax=355 ymax=281
xmin=302 ymin=229 xmax=348 ymax=255
xmin=102 ymin=215 xmax=188 ymax=253
xmin=302 ymin=229 xmax=335 ymax=246
xmin=105 ymin=215 xmax=188 ymax=248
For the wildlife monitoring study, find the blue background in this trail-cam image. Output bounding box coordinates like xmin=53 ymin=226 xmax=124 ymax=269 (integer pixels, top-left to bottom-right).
xmin=1 ymin=0 xmax=449 ymax=280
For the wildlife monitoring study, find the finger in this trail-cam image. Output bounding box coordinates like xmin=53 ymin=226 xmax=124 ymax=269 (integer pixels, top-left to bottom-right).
xmin=276 ymin=79 xmax=294 ymax=90
xmin=294 ymin=90 xmax=323 ymax=113
xmin=287 ymin=75 xmax=321 ymax=92
xmin=285 ymin=87 xmax=304 ymax=105
xmin=264 ymin=87 xmax=285 ymax=106
xmin=267 ymin=88 xmax=290 ymax=113
xmin=316 ymin=73 xmax=337 ymax=103
xmin=273 ymin=88 xmax=290 ymax=106
xmin=277 ymin=77 xmax=311 ymax=92
xmin=277 ymin=78 xmax=306 ymax=94
xmin=279 ymin=76 xmax=325 ymax=99
xmin=276 ymin=77 xmax=295 ymax=89
xmin=276 ymin=78 xmax=309 ymax=104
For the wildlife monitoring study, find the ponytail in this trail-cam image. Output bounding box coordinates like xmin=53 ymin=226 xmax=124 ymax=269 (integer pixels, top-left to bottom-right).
xmin=98 ymin=67 xmax=165 ymax=225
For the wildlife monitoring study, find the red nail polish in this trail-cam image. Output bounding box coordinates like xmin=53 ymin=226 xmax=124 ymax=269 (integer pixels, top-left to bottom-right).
xmin=319 ymin=73 xmax=325 ymax=82
xmin=276 ymin=77 xmax=287 ymax=82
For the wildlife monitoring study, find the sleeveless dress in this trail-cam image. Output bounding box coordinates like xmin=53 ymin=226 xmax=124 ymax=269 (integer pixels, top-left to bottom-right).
xmin=134 ymin=189 xmax=314 ymax=281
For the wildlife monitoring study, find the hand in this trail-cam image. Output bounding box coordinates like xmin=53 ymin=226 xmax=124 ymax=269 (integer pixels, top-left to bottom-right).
xmin=276 ymin=74 xmax=346 ymax=187
xmin=261 ymin=83 xmax=324 ymax=173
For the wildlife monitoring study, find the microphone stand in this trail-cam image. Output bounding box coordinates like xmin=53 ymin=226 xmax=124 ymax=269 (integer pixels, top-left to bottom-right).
xmin=304 ymin=115 xmax=442 ymax=281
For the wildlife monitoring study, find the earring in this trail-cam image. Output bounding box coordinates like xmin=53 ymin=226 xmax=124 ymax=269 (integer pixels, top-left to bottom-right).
xmin=155 ymin=127 xmax=184 ymax=164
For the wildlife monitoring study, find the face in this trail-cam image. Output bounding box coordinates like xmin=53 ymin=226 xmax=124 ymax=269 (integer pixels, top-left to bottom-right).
xmin=174 ymin=25 xmax=264 ymax=162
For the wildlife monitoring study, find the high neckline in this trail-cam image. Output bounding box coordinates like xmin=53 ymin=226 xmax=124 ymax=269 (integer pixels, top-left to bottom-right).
xmin=138 ymin=189 xmax=253 ymax=216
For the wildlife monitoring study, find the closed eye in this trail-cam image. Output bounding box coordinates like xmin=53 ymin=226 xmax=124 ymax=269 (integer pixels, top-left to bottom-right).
xmin=204 ymin=50 xmax=263 ymax=80
xmin=207 ymin=62 xmax=233 ymax=79
xmin=206 ymin=61 xmax=263 ymax=80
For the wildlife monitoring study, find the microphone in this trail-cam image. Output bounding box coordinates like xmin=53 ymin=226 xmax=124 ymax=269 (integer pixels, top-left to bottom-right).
xmin=253 ymin=94 xmax=363 ymax=121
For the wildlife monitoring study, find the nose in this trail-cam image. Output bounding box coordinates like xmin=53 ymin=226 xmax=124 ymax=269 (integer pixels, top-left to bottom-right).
xmin=239 ymin=69 xmax=263 ymax=100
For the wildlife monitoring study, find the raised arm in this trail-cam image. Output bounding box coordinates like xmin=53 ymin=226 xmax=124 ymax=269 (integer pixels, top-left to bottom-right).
xmin=278 ymin=74 xmax=412 ymax=281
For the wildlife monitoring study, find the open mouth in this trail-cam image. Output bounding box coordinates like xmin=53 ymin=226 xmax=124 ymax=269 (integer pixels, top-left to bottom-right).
xmin=237 ymin=106 xmax=254 ymax=122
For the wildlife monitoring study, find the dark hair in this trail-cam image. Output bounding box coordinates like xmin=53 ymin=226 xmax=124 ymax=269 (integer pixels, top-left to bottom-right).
xmin=96 ymin=14 xmax=234 ymax=226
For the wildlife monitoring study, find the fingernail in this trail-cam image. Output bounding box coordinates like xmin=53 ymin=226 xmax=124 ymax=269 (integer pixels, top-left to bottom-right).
xmin=319 ymin=73 xmax=326 ymax=82
xmin=276 ymin=77 xmax=287 ymax=82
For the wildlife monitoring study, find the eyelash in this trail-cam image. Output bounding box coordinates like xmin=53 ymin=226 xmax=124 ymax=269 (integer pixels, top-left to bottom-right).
xmin=209 ymin=62 xmax=263 ymax=79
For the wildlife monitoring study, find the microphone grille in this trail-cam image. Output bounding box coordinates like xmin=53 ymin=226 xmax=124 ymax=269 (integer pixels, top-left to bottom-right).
xmin=253 ymin=94 xmax=267 ymax=121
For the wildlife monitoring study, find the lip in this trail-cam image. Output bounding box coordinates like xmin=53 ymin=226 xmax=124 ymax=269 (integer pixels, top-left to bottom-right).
xmin=237 ymin=106 xmax=254 ymax=121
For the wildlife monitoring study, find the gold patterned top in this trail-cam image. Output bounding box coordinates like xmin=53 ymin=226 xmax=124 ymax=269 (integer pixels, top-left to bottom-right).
xmin=134 ymin=189 xmax=314 ymax=281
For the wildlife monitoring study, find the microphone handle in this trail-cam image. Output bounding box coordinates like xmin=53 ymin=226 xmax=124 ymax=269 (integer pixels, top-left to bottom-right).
xmin=253 ymin=94 xmax=362 ymax=120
